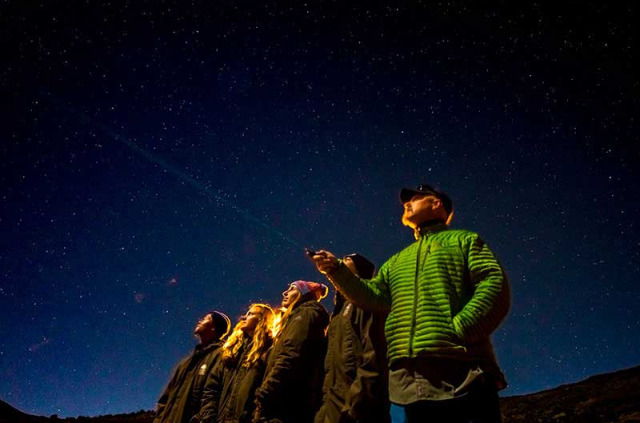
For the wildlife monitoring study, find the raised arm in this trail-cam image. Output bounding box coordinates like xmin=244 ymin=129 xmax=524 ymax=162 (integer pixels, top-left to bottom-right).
xmin=313 ymin=250 xmax=392 ymax=312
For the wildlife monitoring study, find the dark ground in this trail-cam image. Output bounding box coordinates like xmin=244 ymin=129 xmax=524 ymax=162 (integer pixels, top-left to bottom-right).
xmin=2 ymin=365 xmax=639 ymax=423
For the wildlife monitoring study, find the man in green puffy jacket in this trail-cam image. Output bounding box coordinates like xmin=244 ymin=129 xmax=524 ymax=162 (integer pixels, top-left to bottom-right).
xmin=312 ymin=184 xmax=510 ymax=423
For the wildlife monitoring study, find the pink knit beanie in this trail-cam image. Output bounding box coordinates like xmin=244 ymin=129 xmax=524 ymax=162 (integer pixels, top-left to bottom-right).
xmin=290 ymin=280 xmax=329 ymax=301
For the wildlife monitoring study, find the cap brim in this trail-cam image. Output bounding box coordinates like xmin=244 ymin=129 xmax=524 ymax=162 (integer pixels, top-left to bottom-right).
xmin=400 ymin=188 xmax=435 ymax=204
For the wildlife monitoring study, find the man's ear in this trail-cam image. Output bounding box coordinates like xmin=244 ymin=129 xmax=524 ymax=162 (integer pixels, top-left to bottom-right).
xmin=431 ymin=197 xmax=442 ymax=210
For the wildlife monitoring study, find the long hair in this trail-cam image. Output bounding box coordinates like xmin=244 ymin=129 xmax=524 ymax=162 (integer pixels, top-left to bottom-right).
xmin=274 ymin=288 xmax=311 ymax=340
xmin=222 ymin=304 xmax=274 ymax=368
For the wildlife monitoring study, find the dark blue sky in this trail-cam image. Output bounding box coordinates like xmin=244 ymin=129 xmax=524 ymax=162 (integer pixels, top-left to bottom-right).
xmin=1 ymin=1 xmax=638 ymax=418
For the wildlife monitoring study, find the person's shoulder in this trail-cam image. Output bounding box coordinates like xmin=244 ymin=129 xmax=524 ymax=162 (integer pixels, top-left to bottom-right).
xmin=297 ymin=300 xmax=329 ymax=320
xmin=198 ymin=342 xmax=223 ymax=363
xmin=376 ymin=240 xmax=419 ymax=273
xmin=386 ymin=239 xmax=418 ymax=261
xmin=206 ymin=341 xmax=224 ymax=354
xmin=437 ymin=227 xmax=480 ymax=241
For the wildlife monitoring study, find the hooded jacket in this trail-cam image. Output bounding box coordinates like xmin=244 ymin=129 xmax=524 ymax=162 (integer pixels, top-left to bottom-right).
xmin=155 ymin=341 xmax=223 ymax=423
xmin=327 ymin=222 xmax=510 ymax=386
xmin=314 ymin=294 xmax=390 ymax=423
xmin=254 ymin=299 xmax=329 ymax=423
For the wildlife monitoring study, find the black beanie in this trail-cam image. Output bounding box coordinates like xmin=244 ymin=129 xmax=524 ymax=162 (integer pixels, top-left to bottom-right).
xmin=207 ymin=311 xmax=231 ymax=339
xmin=344 ymin=253 xmax=375 ymax=279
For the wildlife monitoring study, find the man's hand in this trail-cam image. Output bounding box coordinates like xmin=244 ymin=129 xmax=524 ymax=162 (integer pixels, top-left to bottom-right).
xmin=311 ymin=249 xmax=340 ymax=275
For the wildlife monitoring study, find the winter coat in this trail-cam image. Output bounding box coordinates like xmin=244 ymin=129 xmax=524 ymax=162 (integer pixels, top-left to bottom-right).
xmin=200 ymin=337 xmax=269 ymax=423
xmin=327 ymin=222 xmax=510 ymax=386
xmin=254 ymin=299 xmax=329 ymax=423
xmin=314 ymin=294 xmax=390 ymax=423
xmin=155 ymin=341 xmax=223 ymax=423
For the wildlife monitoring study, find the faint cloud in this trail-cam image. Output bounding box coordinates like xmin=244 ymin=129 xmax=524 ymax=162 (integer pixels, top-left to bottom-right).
xmin=244 ymin=234 xmax=256 ymax=256
xmin=28 ymin=337 xmax=51 ymax=352
xmin=134 ymin=292 xmax=146 ymax=303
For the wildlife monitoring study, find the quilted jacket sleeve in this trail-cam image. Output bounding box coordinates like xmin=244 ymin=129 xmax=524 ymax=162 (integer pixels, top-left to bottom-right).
xmin=453 ymin=235 xmax=511 ymax=344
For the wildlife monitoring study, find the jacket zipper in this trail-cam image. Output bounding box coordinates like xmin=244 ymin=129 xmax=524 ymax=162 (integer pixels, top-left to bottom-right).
xmin=408 ymin=235 xmax=425 ymax=357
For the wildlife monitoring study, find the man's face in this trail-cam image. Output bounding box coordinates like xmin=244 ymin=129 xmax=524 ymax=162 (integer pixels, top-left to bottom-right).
xmin=194 ymin=313 xmax=214 ymax=336
xmin=401 ymin=194 xmax=442 ymax=227
xmin=281 ymin=285 xmax=300 ymax=308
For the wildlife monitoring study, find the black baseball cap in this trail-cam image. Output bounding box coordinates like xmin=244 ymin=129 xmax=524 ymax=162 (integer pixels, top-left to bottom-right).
xmin=399 ymin=184 xmax=453 ymax=216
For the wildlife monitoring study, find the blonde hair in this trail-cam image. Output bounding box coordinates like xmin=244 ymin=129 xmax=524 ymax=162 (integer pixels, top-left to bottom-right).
xmin=222 ymin=304 xmax=275 ymax=368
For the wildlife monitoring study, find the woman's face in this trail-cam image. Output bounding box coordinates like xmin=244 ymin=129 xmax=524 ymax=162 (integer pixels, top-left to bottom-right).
xmin=281 ymin=284 xmax=300 ymax=308
xmin=240 ymin=306 xmax=263 ymax=336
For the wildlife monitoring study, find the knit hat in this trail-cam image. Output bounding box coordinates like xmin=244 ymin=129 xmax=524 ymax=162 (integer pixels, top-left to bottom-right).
xmin=207 ymin=311 xmax=231 ymax=339
xmin=343 ymin=253 xmax=375 ymax=279
xmin=290 ymin=280 xmax=329 ymax=301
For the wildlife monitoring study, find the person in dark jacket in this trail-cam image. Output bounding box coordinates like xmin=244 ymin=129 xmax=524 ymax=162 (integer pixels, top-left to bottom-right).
xmin=254 ymin=281 xmax=330 ymax=423
xmin=314 ymin=254 xmax=390 ymax=423
xmin=155 ymin=311 xmax=231 ymax=423
xmin=200 ymin=303 xmax=275 ymax=423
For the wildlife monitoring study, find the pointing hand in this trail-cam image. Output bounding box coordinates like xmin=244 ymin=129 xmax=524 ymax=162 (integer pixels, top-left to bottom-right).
xmin=311 ymin=250 xmax=340 ymax=275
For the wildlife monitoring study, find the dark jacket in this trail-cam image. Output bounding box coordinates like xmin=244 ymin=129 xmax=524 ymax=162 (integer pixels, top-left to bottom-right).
xmin=254 ymin=299 xmax=329 ymax=423
xmin=200 ymin=336 xmax=269 ymax=423
xmin=155 ymin=341 xmax=223 ymax=423
xmin=314 ymin=294 xmax=390 ymax=423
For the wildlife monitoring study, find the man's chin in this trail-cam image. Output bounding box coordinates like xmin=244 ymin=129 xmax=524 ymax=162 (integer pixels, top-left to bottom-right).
xmin=401 ymin=216 xmax=415 ymax=227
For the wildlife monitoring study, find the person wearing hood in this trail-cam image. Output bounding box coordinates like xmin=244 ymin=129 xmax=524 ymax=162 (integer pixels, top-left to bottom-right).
xmin=200 ymin=303 xmax=275 ymax=423
xmin=254 ymin=281 xmax=330 ymax=423
xmin=155 ymin=311 xmax=231 ymax=423
xmin=315 ymin=253 xmax=391 ymax=423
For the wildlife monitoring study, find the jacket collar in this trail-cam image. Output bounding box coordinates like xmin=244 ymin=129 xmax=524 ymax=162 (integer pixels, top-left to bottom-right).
xmin=414 ymin=220 xmax=448 ymax=240
xmin=194 ymin=340 xmax=221 ymax=355
xmin=292 ymin=297 xmax=320 ymax=313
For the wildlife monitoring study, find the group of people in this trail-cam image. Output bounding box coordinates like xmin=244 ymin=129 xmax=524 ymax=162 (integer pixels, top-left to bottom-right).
xmin=154 ymin=183 xmax=511 ymax=423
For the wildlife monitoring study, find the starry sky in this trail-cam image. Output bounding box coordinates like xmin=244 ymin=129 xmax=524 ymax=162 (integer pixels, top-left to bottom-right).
xmin=1 ymin=0 xmax=638 ymax=418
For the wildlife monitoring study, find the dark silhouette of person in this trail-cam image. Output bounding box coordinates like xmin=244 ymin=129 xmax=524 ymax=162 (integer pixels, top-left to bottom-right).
xmin=155 ymin=311 xmax=231 ymax=423
xmin=315 ymin=253 xmax=391 ymax=423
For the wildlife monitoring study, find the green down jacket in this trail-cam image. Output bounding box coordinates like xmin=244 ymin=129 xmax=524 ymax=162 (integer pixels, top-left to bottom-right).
xmin=327 ymin=222 xmax=510 ymax=384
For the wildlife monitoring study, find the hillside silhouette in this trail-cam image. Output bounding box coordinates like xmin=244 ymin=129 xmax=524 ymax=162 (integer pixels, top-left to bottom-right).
xmin=2 ymin=365 xmax=639 ymax=423
xmin=500 ymin=365 xmax=640 ymax=422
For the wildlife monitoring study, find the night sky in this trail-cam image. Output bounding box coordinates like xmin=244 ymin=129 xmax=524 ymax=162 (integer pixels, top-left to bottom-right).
xmin=2 ymin=1 xmax=638 ymax=418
